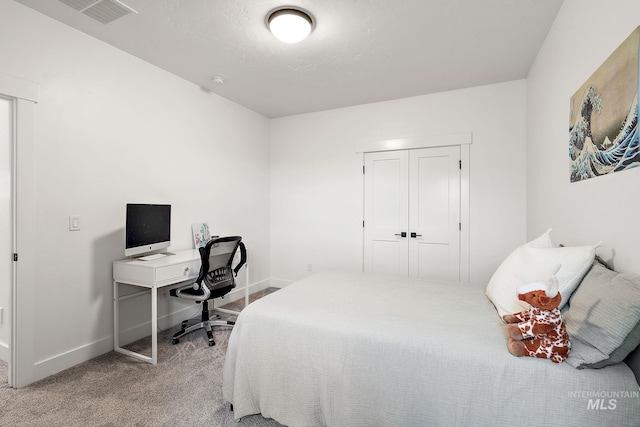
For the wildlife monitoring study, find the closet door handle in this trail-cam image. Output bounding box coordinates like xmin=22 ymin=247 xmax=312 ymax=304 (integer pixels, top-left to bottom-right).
xmin=410 ymin=232 xmax=422 ymax=238
xmin=395 ymin=232 xmax=407 ymax=238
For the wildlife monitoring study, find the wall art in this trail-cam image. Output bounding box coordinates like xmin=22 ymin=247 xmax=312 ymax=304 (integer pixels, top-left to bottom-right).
xmin=569 ymin=26 xmax=639 ymax=182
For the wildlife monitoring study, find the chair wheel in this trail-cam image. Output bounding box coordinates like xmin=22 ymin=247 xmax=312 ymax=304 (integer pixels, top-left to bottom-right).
xmin=172 ymin=338 xmax=179 ymax=345
xmin=208 ymin=340 xmax=215 ymax=347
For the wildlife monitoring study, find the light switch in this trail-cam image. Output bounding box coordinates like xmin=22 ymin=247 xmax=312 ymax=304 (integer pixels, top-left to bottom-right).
xmin=69 ymin=215 xmax=81 ymax=231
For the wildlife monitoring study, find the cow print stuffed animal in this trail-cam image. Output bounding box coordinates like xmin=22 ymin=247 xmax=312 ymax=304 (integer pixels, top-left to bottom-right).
xmin=502 ymin=264 xmax=570 ymax=363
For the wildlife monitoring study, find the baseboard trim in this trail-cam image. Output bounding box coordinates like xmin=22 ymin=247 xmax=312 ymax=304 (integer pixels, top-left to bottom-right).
xmin=225 ymin=278 xmax=272 ymax=302
xmin=268 ymin=277 xmax=295 ymax=288
xmin=15 ymin=277 xmax=279 ymax=387
xmin=33 ymin=336 xmax=112 ymax=382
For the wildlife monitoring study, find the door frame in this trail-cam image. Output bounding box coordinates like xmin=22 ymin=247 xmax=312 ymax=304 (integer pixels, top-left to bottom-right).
xmin=358 ymin=132 xmax=471 ymax=282
xmin=0 ymin=72 xmax=38 ymax=388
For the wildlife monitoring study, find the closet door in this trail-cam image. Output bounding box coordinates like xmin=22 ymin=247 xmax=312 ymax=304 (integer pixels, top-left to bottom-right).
xmin=408 ymin=146 xmax=460 ymax=281
xmin=363 ymin=146 xmax=461 ymax=281
xmin=363 ymin=151 xmax=409 ymax=275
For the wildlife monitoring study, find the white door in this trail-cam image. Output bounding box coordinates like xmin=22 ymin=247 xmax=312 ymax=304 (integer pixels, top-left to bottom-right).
xmin=363 ymin=150 xmax=409 ymax=275
xmin=408 ymin=147 xmax=460 ymax=281
xmin=0 ymin=96 xmax=11 ymax=366
xmin=364 ymin=146 xmax=461 ymax=281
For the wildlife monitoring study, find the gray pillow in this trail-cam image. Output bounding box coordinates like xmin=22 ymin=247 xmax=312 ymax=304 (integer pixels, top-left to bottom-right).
xmin=564 ymin=261 xmax=640 ymax=369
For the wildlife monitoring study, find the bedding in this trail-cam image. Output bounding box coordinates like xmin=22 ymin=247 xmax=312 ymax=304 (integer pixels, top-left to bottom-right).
xmin=223 ymin=271 xmax=640 ymax=427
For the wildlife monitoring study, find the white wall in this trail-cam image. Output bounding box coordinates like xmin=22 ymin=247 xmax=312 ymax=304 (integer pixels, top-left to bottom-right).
xmin=270 ymin=80 xmax=528 ymax=285
xmin=0 ymin=0 xmax=270 ymax=383
xmin=527 ymin=0 xmax=640 ymax=275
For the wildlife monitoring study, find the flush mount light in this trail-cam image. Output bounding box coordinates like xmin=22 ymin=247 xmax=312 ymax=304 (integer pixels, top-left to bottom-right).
xmin=267 ymin=7 xmax=314 ymax=43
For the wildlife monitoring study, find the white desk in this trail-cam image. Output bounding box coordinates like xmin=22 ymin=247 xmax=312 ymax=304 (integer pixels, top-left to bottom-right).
xmin=113 ymin=248 xmax=248 ymax=364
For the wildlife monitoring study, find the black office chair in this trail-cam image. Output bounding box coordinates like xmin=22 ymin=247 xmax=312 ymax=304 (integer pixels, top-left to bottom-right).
xmin=170 ymin=236 xmax=247 ymax=346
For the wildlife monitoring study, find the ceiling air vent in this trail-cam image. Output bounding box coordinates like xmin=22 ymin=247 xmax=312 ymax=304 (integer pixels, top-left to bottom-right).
xmin=58 ymin=0 xmax=137 ymax=24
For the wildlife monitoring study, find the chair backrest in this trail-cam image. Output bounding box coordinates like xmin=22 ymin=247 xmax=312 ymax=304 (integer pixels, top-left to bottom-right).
xmin=198 ymin=236 xmax=246 ymax=292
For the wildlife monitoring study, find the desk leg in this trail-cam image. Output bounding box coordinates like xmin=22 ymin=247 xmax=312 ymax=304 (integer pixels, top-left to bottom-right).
xmin=113 ymin=281 xmax=119 ymax=350
xmin=113 ymin=281 xmax=156 ymax=364
xmin=151 ymin=286 xmax=158 ymax=365
xmin=245 ymin=264 xmax=250 ymax=307
xmin=218 ymin=264 xmax=250 ymax=317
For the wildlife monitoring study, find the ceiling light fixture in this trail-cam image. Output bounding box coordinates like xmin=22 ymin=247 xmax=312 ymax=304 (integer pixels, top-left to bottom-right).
xmin=267 ymin=7 xmax=314 ymax=43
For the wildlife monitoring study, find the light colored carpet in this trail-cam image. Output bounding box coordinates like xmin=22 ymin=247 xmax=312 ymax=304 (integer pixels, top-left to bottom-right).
xmin=0 ymin=288 xmax=285 ymax=427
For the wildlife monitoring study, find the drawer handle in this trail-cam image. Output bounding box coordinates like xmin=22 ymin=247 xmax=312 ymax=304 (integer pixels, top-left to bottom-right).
xmin=184 ymin=267 xmax=190 ymax=273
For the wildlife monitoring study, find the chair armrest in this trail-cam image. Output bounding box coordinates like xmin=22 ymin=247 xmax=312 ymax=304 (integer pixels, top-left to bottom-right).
xmin=169 ymin=280 xmax=211 ymax=302
xmin=233 ymin=242 xmax=247 ymax=276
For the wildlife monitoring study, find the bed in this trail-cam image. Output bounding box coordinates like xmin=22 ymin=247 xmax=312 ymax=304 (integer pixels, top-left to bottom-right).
xmin=223 ymin=233 xmax=640 ymax=426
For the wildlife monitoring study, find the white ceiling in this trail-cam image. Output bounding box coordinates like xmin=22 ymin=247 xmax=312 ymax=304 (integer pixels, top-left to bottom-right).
xmin=15 ymin=0 xmax=564 ymax=118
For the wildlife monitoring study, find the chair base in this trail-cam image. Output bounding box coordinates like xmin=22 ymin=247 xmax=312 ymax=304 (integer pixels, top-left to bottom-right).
xmin=172 ymin=314 xmax=236 ymax=347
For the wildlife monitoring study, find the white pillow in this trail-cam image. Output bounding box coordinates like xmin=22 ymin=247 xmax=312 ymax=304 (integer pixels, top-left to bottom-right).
xmin=485 ymin=230 xmax=595 ymax=317
xmin=485 ymin=229 xmax=554 ymax=315
xmin=523 ymin=229 xmax=556 ymax=249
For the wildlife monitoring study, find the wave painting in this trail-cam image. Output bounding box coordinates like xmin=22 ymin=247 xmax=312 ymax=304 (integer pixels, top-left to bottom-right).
xmin=569 ymin=27 xmax=640 ymax=182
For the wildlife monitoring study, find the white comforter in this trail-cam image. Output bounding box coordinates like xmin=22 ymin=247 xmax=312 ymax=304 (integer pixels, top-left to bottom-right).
xmin=223 ymin=271 xmax=640 ymax=426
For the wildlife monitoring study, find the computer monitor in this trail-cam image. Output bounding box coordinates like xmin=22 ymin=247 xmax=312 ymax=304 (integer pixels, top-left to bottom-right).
xmin=124 ymin=203 xmax=171 ymax=257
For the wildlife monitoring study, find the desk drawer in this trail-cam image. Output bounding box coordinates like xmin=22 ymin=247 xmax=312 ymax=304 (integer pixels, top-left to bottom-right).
xmin=155 ymin=260 xmax=200 ymax=284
